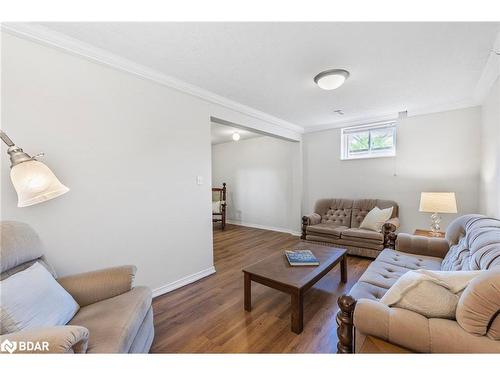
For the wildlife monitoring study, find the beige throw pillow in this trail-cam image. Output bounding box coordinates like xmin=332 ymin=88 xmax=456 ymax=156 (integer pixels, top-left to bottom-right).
xmin=359 ymin=206 xmax=393 ymax=232
xmin=380 ymin=269 xmax=481 ymax=319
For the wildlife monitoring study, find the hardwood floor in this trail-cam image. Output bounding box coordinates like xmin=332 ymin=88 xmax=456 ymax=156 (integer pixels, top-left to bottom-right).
xmin=150 ymin=224 xmax=371 ymax=353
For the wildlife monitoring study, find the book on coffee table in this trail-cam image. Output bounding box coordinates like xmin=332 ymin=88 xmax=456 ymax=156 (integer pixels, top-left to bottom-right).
xmin=284 ymin=250 xmax=320 ymax=266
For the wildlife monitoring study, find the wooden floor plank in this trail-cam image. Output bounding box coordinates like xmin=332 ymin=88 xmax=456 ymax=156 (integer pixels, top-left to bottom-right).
xmin=150 ymin=224 xmax=371 ymax=353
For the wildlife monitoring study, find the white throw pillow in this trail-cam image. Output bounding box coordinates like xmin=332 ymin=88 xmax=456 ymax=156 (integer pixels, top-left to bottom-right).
xmin=0 ymin=262 xmax=79 ymax=334
xmin=359 ymin=206 xmax=393 ymax=232
xmin=380 ymin=269 xmax=481 ymax=319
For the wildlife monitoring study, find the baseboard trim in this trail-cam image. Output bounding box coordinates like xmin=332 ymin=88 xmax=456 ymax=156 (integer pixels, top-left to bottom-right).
xmin=226 ymin=220 xmax=301 ymax=237
xmin=152 ymin=266 xmax=216 ymax=298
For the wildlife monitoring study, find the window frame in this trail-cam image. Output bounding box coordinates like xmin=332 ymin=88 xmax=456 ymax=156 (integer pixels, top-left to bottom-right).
xmin=340 ymin=121 xmax=397 ymax=160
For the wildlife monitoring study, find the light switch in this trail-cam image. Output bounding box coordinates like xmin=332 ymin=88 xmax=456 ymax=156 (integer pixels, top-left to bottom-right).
xmin=196 ymin=176 xmax=203 ymax=185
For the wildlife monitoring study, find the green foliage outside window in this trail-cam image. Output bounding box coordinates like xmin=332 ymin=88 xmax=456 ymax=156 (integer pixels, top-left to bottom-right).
xmin=348 ymin=132 xmax=369 ymax=152
xmin=347 ymin=127 xmax=395 ymax=156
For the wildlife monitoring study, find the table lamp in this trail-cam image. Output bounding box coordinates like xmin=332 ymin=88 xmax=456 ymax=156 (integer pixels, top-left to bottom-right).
xmin=1 ymin=129 xmax=69 ymax=207
xmin=419 ymin=192 xmax=457 ymax=236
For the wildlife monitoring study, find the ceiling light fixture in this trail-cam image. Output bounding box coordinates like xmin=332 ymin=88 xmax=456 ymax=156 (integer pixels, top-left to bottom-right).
xmin=232 ymin=132 xmax=241 ymax=141
xmin=314 ymin=69 xmax=350 ymax=90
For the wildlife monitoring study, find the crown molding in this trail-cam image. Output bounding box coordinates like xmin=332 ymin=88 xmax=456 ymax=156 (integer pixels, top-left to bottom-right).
xmin=474 ymin=31 xmax=500 ymax=103
xmin=2 ymin=23 xmax=494 ymax=136
xmin=304 ymin=99 xmax=479 ymax=134
xmin=304 ymin=112 xmax=399 ymax=133
xmin=1 ymin=22 xmax=304 ymax=135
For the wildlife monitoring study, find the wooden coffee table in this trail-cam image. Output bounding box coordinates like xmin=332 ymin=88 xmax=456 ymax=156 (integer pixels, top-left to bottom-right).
xmin=242 ymin=242 xmax=347 ymax=334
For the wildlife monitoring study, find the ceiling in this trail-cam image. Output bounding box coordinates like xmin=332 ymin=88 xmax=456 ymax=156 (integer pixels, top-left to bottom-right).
xmin=35 ymin=22 xmax=500 ymax=129
xmin=211 ymin=122 xmax=262 ymax=145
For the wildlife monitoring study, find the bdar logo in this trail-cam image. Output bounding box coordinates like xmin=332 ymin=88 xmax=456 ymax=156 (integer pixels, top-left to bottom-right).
xmin=0 ymin=339 xmax=17 ymax=354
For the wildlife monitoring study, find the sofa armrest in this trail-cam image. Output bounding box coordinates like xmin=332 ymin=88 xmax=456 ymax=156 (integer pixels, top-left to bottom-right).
xmin=57 ymin=265 xmax=137 ymax=307
xmin=384 ymin=217 xmax=400 ymax=231
xmin=303 ymin=213 xmax=321 ymax=226
xmin=395 ymin=233 xmax=449 ymax=258
xmin=353 ymin=299 xmax=500 ymax=353
xmin=354 ymin=299 xmax=431 ymax=352
xmin=301 ymin=213 xmax=321 ymax=239
xmin=0 ymin=325 xmax=89 ymax=353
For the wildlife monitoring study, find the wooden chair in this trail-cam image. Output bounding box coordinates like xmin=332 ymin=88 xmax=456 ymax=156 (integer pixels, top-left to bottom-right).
xmin=212 ymin=183 xmax=227 ymax=230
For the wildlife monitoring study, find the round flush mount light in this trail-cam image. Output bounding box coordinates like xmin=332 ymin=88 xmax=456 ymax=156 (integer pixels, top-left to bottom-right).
xmin=232 ymin=132 xmax=241 ymax=141
xmin=314 ymin=69 xmax=350 ymax=90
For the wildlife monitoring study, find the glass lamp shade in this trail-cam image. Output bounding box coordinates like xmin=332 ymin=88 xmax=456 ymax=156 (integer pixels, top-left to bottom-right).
xmin=314 ymin=69 xmax=350 ymax=90
xmin=10 ymin=160 xmax=69 ymax=207
xmin=316 ymin=74 xmax=346 ymax=90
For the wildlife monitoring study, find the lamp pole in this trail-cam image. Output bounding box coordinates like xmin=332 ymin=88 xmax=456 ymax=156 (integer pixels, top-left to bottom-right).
xmin=0 ymin=129 xmax=41 ymax=168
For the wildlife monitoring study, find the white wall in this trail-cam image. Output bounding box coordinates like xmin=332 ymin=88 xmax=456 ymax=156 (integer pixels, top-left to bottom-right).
xmin=211 ymin=136 xmax=302 ymax=234
xmin=0 ymin=32 xmax=301 ymax=293
xmin=479 ymin=77 xmax=500 ymax=218
xmin=303 ymin=107 xmax=482 ymax=233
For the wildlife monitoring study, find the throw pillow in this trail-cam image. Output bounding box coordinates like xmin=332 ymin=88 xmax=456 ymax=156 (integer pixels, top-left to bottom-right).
xmin=0 ymin=262 xmax=79 ymax=334
xmin=359 ymin=206 xmax=393 ymax=232
xmin=380 ymin=269 xmax=481 ymax=319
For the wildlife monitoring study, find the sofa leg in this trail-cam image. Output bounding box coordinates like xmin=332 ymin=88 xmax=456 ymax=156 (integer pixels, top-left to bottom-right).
xmin=337 ymin=295 xmax=357 ymax=354
xmin=387 ymin=232 xmax=396 ymax=249
xmin=301 ymin=216 xmax=308 ymax=240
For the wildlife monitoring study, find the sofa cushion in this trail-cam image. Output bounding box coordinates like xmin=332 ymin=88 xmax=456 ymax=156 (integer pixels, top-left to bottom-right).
xmin=376 ymin=249 xmax=442 ymax=271
xmin=0 ymin=221 xmax=47 ymax=274
xmin=441 ymin=216 xmax=500 ymax=271
xmin=358 ymin=261 xmax=411 ymax=289
xmin=347 ymin=250 xmax=444 ymax=300
xmin=68 ymin=286 xmax=152 ymax=353
xmin=314 ymin=199 xmax=353 ymax=226
xmin=341 ymin=228 xmax=384 ymax=244
xmin=349 ymin=281 xmax=389 ymax=301
xmin=306 ymin=223 xmax=348 ymax=238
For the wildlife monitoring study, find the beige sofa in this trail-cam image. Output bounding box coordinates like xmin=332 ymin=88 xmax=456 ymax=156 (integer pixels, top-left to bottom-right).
xmin=337 ymin=214 xmax=500 ymax=353
xmin=302 ymin=198 xmax=399 ymax=258
xmin=0 ymin=221 xmax=154 ymax=353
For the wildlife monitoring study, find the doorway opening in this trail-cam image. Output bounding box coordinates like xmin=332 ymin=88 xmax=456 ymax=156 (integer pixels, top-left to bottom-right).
xmin=209 ymin=117 xmax=302 ymax=237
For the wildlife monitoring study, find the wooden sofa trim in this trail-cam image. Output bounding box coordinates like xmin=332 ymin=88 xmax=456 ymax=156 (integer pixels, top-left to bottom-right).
xmin=337 ymin=294 xmax=357 ymax=353
xmin=301 ymin=216 xmax=309 ymax=240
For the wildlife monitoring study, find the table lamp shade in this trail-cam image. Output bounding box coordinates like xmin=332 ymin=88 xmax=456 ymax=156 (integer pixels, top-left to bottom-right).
xmin=10 ymin=160 xmax=69 ymax=207
xmin=419 ymin=192 xmax=457 ymax=214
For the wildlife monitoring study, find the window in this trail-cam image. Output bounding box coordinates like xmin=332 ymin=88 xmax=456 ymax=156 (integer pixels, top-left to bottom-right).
xmin=341 ymin=121 xmax=396 ymax=160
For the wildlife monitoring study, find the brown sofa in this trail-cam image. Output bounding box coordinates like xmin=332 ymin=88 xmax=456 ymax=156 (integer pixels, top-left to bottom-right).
xmin=302 ymin=198 xmax=399 ymax=258
xmin=0 ymin=221 xmax=154 ymax=353
xmin=337 ymin=214 xmax=500 ymax=353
